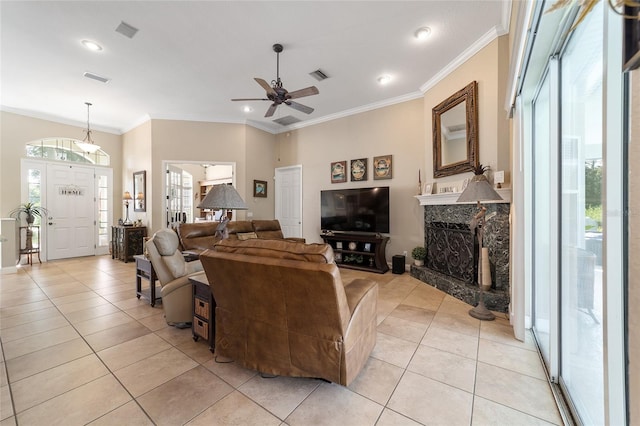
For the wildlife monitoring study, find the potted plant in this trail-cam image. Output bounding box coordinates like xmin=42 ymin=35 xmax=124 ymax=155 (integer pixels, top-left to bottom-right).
xmin=411 ymin=246 xmax=427 ymax=266
xmin=9 ymin=202 xmax=50 ymax=225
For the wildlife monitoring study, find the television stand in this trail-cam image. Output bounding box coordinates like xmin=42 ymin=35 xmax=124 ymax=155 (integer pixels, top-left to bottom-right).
xmin=321 ymin=233 xmax=389 ymax=274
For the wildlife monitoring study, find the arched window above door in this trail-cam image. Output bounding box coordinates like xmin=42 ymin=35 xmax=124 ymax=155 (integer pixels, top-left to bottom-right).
xmin=25 ymin=138 xmax=110 ymax=166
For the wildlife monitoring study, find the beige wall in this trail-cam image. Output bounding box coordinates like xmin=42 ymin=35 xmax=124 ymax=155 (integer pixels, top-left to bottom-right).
xmin=424 ymin=36 xmax=511 ymax=188
xmin=629 ymin=68 xmax=639 ymax=426
xmin=245 ymin=125 xmax=277 ymax=220
xmin=276 ymin=98 xmax=426 ymax=260
xmin=147 ymin=119 xmax=276 ymax=232
xmin=122 ymin=120 xmax=152 ymax=227
xmin=0 ymin=111 xmax=123 ymax=219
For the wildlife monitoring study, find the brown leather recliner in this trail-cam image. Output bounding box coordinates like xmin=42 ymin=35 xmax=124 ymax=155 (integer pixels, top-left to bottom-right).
xmin=199 ymin=239 xmax=378 ymax=386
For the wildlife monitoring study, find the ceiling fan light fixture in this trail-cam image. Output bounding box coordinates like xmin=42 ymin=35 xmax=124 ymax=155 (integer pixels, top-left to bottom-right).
xmin=243 ymin=105 xmax=253 ymax=113
xmin=81 ymin=39 xmax=103 ymax=51
xmin=377 ymin=74 xmax=392 ymax=85
xmin=414 ymin=27 xmax=432 ymax=40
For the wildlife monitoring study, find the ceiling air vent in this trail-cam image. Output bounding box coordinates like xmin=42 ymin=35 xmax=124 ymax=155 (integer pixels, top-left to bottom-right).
xmin=83 ymin=72 xmax=110 ymax=84
xmin=115 ymin=21 xmax=139 ymax=39
xmin=273 ymin=115 xmax=301 ymax=126
xmin=309 ymin=69 xmax=329 ymax=81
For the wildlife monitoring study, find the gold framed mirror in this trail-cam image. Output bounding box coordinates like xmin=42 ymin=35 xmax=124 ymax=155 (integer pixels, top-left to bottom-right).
xmin=133 ymin=170 xmax=146 ymax=212
xmin=432 ymin=81 xmax=479 ymax=178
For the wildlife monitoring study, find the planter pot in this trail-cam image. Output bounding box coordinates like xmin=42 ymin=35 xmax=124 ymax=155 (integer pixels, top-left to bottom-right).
xmin=413 ymin=259 xmax=424 ymax=267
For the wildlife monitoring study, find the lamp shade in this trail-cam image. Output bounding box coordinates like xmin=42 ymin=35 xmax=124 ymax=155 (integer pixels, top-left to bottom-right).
xmin=136 ymin=192 xmax=144 ymax=200
xmin=197 ymin=184 xmax=247 ymax=210
xmin=456 ymin=174 xmax=503 ymax=203
xmin=123 ymin=191 xmax=133 ymax=201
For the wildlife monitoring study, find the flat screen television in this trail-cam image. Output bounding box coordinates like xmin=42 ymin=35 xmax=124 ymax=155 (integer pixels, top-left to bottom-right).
xmin=321 ymin=187 xmax=390 ymax=234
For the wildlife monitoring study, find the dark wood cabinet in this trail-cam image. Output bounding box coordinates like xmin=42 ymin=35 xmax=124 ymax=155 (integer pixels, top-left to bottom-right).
xmin=321 ymin=233 xmax=389 ymax=274
xmin=111 ymin=226 xmax=146 ymax=263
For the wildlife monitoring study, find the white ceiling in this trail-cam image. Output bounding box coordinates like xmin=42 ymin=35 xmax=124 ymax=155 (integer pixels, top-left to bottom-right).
xmin=0 ymin=1 xmax=509 ymax=135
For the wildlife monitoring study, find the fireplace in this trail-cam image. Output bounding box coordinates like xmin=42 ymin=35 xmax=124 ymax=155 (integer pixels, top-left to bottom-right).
xmin=410 ymin=196 xmax=511 ymax=313
xmin=425 ymin=222 xmax=477 ymax=284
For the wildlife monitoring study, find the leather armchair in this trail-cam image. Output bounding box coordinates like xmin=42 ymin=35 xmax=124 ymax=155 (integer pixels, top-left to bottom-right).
xmin=200 ymin=239 xmax=377 ymax=386
xmin=146 ymin=229 xmax=203 ymax=325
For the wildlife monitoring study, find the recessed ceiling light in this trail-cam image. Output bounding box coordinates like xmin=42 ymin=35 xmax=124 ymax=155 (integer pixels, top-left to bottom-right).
xmin=414 ymin=27 xmax=432 ymax=40
xmin=81 ymin=40 xmax=103 ymax=51
xmin=377 ymin=74 xmax=392 ymax=85
xmin=243 ymin=106 xmax=253 ymax=113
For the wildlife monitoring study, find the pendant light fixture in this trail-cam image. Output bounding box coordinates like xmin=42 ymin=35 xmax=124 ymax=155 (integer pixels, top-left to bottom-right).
xmin=75 ymin=102 xmax=101 ymax=153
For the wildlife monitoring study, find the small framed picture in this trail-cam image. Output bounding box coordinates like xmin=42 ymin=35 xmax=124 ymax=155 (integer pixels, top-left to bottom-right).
xmin=373 ymin=155 xmax=392 ymax=180
xmin=350 ymin=158 xmax=367 ymax=181
xmin=423 ymin=183 xmax=432 ymax=195
xmin=336 ymin=241 xmax=343 ymax=249
xmin=253 ymin=180 xmax=267 ymax=197
xmin=363 ymin=243 xmax=371 ymax=252
xmin=335 ymin=252 xmax=342 ymax=263
xmin=331 ymin=161 xmax=347 ymax=183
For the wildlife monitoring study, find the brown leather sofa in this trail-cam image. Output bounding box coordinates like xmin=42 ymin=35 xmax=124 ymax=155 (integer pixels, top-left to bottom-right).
xmin=199 ymin=239 xmax=378 ymax=386
xmin=176 ymin=219 xmax=304 ymax=254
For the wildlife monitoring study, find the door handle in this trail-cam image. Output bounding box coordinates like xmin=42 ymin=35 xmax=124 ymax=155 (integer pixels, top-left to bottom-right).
xmin=48 ymin=222 xmax=55 ymax=226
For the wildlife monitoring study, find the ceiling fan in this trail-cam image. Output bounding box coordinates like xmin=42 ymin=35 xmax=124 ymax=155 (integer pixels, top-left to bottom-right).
xmin=232 ymin=43 xmax=319 ymax=118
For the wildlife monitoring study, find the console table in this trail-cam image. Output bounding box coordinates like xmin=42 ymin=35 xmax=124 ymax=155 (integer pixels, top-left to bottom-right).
xmin=111 ymin=225 xmax=146 ymax=263
xmin=321 ymin=233 xmax=389 ymax=273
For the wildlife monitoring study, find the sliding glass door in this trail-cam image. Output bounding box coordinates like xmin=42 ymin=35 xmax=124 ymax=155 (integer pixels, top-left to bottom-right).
xmin=524 ymin=1 xmax=626 ymax=423
xmin=559 ymin=4 xmax=604 ymax=423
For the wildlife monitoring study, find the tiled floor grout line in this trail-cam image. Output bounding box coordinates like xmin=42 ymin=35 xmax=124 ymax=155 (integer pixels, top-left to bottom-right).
xmin=17 ymin=264 xmax=160 ymax=426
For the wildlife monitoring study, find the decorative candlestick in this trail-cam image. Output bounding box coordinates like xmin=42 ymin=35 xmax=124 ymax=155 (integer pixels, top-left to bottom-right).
xmin=418 ymin=170 xmax=422 ymax=195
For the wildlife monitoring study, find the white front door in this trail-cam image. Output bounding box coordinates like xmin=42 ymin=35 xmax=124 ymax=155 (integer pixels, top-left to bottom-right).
xmin=275 ymin=165 xmax=302 ymax=238
xmin=46 ymin=164 xmax=96 ymax=260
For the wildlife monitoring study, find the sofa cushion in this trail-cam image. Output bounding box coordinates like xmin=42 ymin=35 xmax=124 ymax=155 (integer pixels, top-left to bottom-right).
xmin=214 ymin=239 xmax=334 ymax=264
xmin=251 ymin=219 xmax=285 ymax=239
xmin=154 ymin=229 xmax=180 ymax=256
xmin=237 ymin=232 xmax=258 ymax=240
xmin=176 ymin=222 xmax=219 ymax=252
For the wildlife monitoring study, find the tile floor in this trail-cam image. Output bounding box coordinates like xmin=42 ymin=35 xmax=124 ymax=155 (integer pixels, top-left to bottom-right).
xmin=0 ymin=256 xmax=562 ymax=425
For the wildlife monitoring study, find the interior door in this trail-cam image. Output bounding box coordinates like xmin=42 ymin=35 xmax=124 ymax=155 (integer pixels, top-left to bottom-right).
xmin=275 ymin=165 xmax=302 ymax=238
xmin=46 ymin=164 xmax=96 ymax=259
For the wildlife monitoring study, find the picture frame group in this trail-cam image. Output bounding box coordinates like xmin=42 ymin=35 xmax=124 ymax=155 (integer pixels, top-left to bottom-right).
xmin=331 ymin=155 xmax=392 ymax=183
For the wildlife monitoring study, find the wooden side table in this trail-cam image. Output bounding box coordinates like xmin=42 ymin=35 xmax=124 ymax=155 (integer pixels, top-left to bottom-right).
xmin=189 ymin=272 xmax=215 ymax=352
xmin=19 ymin=225 xmax=41 ymax=265
xmin=135 ymin=255 xmax=161 ymax=307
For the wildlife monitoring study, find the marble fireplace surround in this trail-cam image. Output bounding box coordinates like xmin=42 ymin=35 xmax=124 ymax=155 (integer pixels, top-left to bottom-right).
xmin=411 ymin=189 xmax=511 ymax=312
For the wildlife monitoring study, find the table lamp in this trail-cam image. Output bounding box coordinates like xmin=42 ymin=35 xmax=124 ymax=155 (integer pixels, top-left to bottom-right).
xmin=123 ymin=191 xmax=133 ymax=225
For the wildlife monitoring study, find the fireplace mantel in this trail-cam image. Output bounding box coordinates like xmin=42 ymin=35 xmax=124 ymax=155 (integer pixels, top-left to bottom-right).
xmin=414 ymin=187 xmax=511 ymax=206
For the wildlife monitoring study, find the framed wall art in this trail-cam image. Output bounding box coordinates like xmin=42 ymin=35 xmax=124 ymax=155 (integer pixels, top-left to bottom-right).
xmin=253 ymin=180 xmax=267 ymax=197
xmin=350 ymin=158 xmax=367 ymax=181
xmin=373 ymin=155 xmax=392 ymax=180
xmin=331 ymin=161 xmax=347 ymax=183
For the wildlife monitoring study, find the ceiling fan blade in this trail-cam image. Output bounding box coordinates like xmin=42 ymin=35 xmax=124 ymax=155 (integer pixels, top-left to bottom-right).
xmin=231 ymin=98 xmax=270 ymax=101
xmin=265 ymin=103 xmax=278 ymax=117
xmin=255 ymin=78 xmax=276 ymax=96
xmin=287 ymin=86 xmax=319 ymax=99
xmin=286 ymin=101 xmax=314 ymax=114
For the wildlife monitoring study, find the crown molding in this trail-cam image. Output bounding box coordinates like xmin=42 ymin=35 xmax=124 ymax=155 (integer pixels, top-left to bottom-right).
xmin=1 ymin=105 xmax=121 ymax=135
xmin=277 ymin=91 xmax=424 ymax=133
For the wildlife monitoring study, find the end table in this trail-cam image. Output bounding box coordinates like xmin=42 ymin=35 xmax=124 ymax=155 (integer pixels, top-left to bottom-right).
xmin=135 ymin=255 xmax=161 ymax=307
